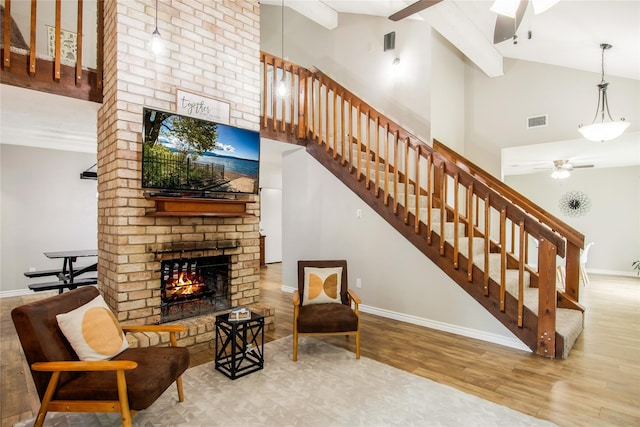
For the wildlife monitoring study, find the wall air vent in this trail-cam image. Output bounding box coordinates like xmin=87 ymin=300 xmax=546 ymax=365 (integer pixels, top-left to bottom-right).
xmin=527 ymin=114 xmax=548 ymax=129
xmin=384 ymin=32 xmax=396 ymax=51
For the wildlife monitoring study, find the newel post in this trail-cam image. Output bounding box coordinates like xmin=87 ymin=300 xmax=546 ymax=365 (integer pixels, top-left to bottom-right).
xmin=537 ymin=238 xmax=557 ymax=358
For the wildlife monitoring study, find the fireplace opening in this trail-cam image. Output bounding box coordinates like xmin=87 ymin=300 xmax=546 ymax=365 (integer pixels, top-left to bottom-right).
xmin=160 ymin=255 xmax=231 ymax=323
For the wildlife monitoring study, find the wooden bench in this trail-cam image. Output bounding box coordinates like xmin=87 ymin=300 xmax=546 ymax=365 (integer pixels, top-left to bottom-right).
xmin=23 ymin=269 xmax=66 ymax=279
xmin=28 ymin=277 xmax=98 ymax=294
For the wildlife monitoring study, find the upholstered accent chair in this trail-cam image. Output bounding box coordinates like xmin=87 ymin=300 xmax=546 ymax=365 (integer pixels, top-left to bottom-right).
xmin=11 ymin=286 xmax=190 ymax=427
xmin=292 ymin=260 xmax=361 ymax=361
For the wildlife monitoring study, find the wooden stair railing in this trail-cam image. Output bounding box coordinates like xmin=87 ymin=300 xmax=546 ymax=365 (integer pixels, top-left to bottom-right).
xmin=261 ymin=51 xmax=585 ymax=358
xmin=432 ymin=140 xmax=585 ymax=303
xmin=1 ymin=0 xmax=103 ymax=102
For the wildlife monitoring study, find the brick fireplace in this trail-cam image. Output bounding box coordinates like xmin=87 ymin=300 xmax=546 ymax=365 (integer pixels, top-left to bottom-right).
xmin=96 ymin=0 xmax=271 ymax=350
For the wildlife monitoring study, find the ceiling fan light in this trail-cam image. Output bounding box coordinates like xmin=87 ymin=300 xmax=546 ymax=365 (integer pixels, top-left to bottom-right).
xmin=578 ymin=120 xmax=630 ymax=142
xmin=551 ymin=169 xmax=570 ymax=180
xmin=490 ymin=0 xmax=519 ymax=18
xmin=532 ymin=0 xmax=560 ymax=15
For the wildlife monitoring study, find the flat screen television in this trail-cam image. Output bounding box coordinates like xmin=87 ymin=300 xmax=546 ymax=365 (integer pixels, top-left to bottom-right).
xmin=142 ymin=107 xmax=260 ymax=197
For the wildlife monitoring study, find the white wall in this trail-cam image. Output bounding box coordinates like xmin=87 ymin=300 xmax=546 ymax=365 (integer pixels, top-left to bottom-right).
xmin=430 ymin=31 xmax=466 ymax=152
xmin=0 ymin=144 xmax=97 ymax=293
xmin=461 ymin=58 xmax=639 ymax=273
xmin=506 ymin=166 xmax=640 ymax=275
xmin=282 ymin=148 xmax=528 ymax=350
xmin=259 ymin=139 xmax=296 ymax=264
xmin=464 ymin=58 xmax=640 ymax=176
xmin=0 ymin=85 xmax=98 ymax=294
xmin=261 ymin=5 xmax=433 ymax=141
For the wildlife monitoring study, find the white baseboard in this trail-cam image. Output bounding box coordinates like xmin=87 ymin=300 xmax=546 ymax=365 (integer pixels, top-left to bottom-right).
xmin=587 ymin=268 xmax=639 ymax=278
xmin=281 ymin=285 xmax=530 ymax=352
xmin=0 ymin=288 xmax=56 ymax=298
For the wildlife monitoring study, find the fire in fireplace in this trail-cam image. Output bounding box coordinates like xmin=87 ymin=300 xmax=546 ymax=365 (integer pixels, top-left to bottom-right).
xmin=160 ymin=255 xmax=231 ymax=323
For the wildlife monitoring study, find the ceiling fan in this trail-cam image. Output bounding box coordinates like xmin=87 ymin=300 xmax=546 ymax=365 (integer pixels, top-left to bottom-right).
xmin=388 ymin=0 xmax=443 ymax=22
xmin=388 ymin=0 xmax=560 ymax=45
xmin=492 ymin=0 xmax=561 ymax=44
xmin=535 ymin=159 xmax=595 ymax=179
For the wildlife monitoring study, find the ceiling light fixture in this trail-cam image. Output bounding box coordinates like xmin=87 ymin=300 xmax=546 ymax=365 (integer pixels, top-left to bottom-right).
xmin=276 ymin=0 xmax=290 ymax=98
xmin=531 ymin=0 xmax=560 ymax=14
xmin=490 ymin=0 xmax=519 ymax=18
xmin=550 ymin=160 xmax=571 ymax=179
xmin=551 ymin=169 xmax=570 ymax=180
xmin=490 ymin=0 xmax=559 ymax=18
xmin=578 ymin=43 xmax=630 ymax=142
xmin=150 ymin=0 xmax=163 ymax=55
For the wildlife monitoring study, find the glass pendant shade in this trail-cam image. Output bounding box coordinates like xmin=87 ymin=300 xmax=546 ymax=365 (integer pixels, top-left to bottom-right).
xmin=150 ymin=29 xmax=163 ymax=54
xmin=578 ymin=120 xmax=630 ymax=142
xmin=276 ymin=77 xmax=289 ymax=98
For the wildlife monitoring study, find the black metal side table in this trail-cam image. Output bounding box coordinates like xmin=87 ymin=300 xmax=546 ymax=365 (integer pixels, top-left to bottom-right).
xmin=215 ymin=311 xmax=264 ymax=379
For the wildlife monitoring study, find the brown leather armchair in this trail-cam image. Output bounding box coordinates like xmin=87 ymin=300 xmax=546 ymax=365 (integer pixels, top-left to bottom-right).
xmin=11 ymin=286 xmax=190 ymax=427
xmin=293 ymin=260 xmax=361 ymax=361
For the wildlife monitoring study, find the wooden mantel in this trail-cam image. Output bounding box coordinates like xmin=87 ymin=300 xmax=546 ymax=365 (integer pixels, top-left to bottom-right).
xmin=146 ymin=196 xmax=253 ymax=217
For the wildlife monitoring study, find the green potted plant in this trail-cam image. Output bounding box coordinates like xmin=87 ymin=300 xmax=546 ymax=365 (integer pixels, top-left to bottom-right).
xmin=633 ymin=260 xmax=640 ymax=276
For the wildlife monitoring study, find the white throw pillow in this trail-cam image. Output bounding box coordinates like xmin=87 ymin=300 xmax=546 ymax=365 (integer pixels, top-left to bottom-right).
xmin=56 ymin=294 xmax=129 ymax=361
xmin=302 ymin=267 xmax=342 ymax=306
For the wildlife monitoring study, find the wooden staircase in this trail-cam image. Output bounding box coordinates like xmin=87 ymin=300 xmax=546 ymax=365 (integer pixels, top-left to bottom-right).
xmin=260 ymin=52 xmax=585 ymax=359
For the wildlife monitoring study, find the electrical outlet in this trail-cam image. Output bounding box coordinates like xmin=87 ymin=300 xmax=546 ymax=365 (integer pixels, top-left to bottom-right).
xmin=356 ymin=278 xmax=362 ymax=288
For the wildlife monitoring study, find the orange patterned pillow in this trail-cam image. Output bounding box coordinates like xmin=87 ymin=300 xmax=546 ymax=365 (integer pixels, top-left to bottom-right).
xmin=56 ymin=294 xmax=129 ymax=361
xmin=302 ymin=267 xmax=342 ymax=306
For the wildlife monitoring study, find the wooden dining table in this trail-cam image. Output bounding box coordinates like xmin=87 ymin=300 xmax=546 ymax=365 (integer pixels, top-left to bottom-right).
xmin=44 ymin=249 xmax=98 ymax=283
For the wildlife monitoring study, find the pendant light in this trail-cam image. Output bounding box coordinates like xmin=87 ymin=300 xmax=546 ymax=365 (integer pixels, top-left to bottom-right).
xmin=276 ymin=0 xmax=290 ymax=98
xmin=578 ymin=43 xmax=630 ymax=142
xmin=150 ymin=0 xmax=163 ymax=55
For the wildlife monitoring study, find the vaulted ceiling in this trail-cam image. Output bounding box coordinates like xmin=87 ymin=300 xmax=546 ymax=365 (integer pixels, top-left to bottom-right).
xmin=263 ymin=0 xmax=639 ymax=80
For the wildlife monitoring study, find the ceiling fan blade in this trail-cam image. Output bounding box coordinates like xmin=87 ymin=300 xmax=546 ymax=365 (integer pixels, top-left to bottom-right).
xmin=389 ymin=0 xmax=443 ymax=21
xmin=572 ymin=164 xmax=595 ymax=169
xmin=493 ymin=0 xmax=528 ymax=44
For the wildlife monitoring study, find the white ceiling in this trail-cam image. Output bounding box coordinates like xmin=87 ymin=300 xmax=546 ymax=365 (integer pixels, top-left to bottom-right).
xmin=279 ymin=0 xmax=640 ymax=80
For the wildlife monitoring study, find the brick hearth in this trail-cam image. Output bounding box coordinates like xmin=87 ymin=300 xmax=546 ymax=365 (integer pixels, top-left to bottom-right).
xmin=96 ymin=0 xmax=272 ymax=348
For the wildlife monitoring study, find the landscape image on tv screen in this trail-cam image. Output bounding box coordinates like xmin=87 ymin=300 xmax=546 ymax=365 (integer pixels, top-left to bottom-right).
xmin=142 ymin=108 xmax=260 ymax=195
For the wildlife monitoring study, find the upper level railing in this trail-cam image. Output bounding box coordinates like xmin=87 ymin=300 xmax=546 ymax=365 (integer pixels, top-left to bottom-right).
xmin=1 ymin=0 xmax=103 ymax=102
xmin=260 ymin=51 xmax=585 ymax=358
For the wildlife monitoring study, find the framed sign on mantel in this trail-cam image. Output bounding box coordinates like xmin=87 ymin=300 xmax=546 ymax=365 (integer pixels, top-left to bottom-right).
xmin=175 ymin=89 xmax=230 ymax=125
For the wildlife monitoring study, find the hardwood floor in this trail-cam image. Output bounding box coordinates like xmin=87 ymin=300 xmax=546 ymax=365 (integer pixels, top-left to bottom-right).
xmin=2 ymin=265 xmax=639 ymax=426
